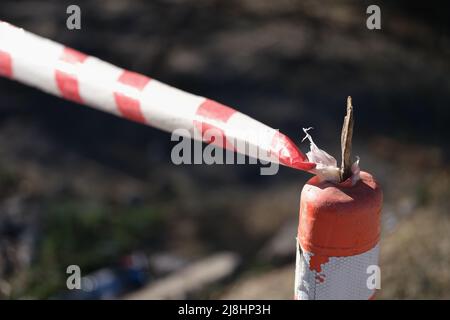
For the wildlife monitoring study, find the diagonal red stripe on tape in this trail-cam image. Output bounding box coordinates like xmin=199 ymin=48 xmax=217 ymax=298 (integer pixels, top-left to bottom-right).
xmin=194 ymin=99 xmax=236 ymax=149
xmin=0 ymin=50 xmax=13 ymax=78
xmin=270 ymin=131 xmax=315 ymax=171
xmin=114 ymin=70 xmax=150 ymax=124
xmin=116 ymin=70 xmax=150 ymax=91
xmin=55 ymin=47 xmax=88 ymax=103
xmin=196 ymin=99 xmax=236 ymax=123
xmin=60 ymin=47 xmax=88 ymax=64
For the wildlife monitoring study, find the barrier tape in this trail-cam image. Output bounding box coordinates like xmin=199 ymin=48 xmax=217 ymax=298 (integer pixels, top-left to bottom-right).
xmin=0 ymin=21 xmax=315 ymax=172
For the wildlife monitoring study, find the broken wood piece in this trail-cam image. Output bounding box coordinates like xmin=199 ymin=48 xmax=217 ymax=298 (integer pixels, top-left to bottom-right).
xmin=340 ymin=96 xmax=354 ymax=182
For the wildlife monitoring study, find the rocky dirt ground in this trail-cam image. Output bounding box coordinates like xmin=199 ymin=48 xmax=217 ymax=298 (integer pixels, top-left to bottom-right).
xmin=0 ymin=0 xmax=449 ymax=299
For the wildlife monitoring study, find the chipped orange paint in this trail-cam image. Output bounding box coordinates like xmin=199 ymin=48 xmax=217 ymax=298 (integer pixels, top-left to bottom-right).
xmin=309 ymin=254 xmax=329 ymax=273
xmin=315 ymin=275 xmax=326 ymax=283
xmin=310 ymin=254 xmax=328 ymax=284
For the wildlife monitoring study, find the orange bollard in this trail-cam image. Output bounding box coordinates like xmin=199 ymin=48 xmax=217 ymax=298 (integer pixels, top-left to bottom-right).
xmin=294 ymin=171 xmax=383 ymax=300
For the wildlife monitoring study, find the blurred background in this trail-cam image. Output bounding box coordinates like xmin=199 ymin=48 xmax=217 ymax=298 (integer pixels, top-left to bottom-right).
xmin=0 ymin=0 xmax=449 ymax=299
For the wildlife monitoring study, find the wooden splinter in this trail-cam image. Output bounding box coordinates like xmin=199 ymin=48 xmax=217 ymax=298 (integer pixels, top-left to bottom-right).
xmin=340 ymin=96 xmax=354 ymax=182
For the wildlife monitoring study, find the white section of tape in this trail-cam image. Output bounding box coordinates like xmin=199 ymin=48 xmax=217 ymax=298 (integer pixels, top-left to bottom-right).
xmin=140 ymin=80 xmax=205 ymax=132
xmin=78 ymin=57 xmax=123 ymax=115
xmin=295 ymin=241 xmax=379 ymax=300
xmin=224 ymin=112 xmax=278 ymax=162
xmin=0 ymin=22 xmax=63 ymax=96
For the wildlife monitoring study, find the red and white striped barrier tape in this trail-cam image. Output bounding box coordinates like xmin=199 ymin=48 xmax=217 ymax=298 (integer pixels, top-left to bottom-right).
xmin=0 ymin=21 xmax=315 ymax=172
